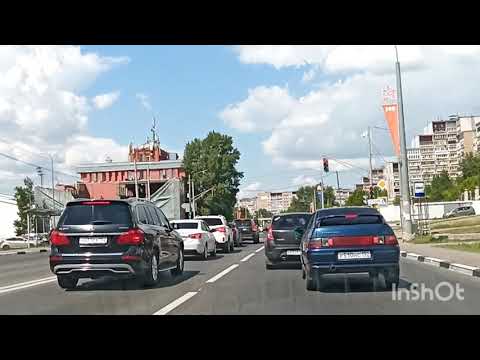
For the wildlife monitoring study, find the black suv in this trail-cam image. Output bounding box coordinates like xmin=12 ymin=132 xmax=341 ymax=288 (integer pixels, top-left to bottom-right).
xmin=265 ymin=212 xmax=311 ymax=269
xmin=234 ymin=219 xmax=259 ymax=243
xmin=49 ymin=199 xmax=184 ymax=289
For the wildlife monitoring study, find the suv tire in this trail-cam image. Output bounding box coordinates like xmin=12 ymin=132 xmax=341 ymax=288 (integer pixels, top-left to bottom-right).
xmin=57 ymin=275 xmax=78 ymax=290
xmin=266 ymin=263 xmax=275 ymax=270
xmin=143 ymin=252 xmax=159 ymax=287
xmin=253 ymin=234 xmax=259 ymax=244
xmin=171 ymin=247 xmax=184 ymax=276
xmin=223 ymin=241 xmax=230 ymax=253
xmin=201 ymin=244 xmax=208 ymax=260
xmin=230 ymin=238 xmax=235 ymax=251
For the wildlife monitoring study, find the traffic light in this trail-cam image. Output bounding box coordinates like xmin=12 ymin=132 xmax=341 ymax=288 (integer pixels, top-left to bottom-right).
xmin=323 ymin=158 xmax=329 ymax=173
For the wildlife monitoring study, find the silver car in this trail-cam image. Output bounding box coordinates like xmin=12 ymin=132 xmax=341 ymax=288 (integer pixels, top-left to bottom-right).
xmin=444 ymin=206 xmax=476 ymax=218
xmin=0 ymin=237 xmax=37 ymax=250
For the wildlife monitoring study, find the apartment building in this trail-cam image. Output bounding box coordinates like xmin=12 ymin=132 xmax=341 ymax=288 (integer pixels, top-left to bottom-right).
xmin=253 ymin=191 xmax=296 ymax=214
xmin=237 ymin=197 xmax=257 ymax=216
xmin=408 ymin=119 xmax=458 ymax=185
xmin=334 ymin=188 xmax=354 ymax=206
xmin=384 ymin=161 xmax=400 ymax=201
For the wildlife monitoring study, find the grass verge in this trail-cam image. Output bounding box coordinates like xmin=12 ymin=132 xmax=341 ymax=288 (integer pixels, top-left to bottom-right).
xmin=438 ymin=242 xmax=480 ymax=254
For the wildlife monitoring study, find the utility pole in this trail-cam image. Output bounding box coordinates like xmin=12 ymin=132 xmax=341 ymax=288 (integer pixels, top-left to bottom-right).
xmin=368 ymin=126 xmax=373 ymax=189
xmin=133 ymin=159 xmax=139 ymax=199
xmin=192 ymin=180 xmax=196 ymax=218
xmin=188 ymin=174 xmax=192 ymax=219
xmin=336 ymin=171 xmax=340 ymax=190
xmin=395 ymin=45 xmax=413 ymax=239
xmin=313 ymin=187 xmax=317 ymax=212
xmin=146 ymin=163 xmax=151 ymax=200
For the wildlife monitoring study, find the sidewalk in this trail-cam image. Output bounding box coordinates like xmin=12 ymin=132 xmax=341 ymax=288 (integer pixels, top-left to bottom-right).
xmin=400 ymin=241 xmax=480 ymax=268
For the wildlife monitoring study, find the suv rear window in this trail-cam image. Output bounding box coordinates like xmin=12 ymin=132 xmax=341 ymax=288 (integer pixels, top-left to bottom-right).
xmin=235 ymin=220 xmax=252 ymax=227
xmin=198 ymin=218 xmax=223 ymax=227
xmin=58 ymin=202 xmax=132 ymax=226
xmin=272 ymin=214 xmax=311 ymax=230
xmin=174 ymin=222 xmax=199 ymax=229
xmin=318 ymin=214 xmax=384 ymax=227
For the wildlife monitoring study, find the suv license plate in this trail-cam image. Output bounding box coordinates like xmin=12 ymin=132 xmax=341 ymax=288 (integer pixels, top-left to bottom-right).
xmin=79 ymin=237 xmax=108 ymax=245
xmin=338 ymin=251 xmax=371 ymax=260
xmin=286 ymin=250 xmax=301 ymax=256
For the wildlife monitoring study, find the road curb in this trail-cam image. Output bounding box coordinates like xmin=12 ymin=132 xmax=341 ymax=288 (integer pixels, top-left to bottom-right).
xmin=402 ymin=251 xmax=480 ymax=278
xmin=0 ymin=248 xmax=50 ymax=257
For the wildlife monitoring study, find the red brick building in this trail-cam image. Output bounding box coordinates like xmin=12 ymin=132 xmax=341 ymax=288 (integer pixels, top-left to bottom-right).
xmin=76 ymin=127 xmax=186 ymax=200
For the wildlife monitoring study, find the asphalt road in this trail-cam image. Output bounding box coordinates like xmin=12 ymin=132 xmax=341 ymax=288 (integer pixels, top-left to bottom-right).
xmin=0 ymin=235 xmax=479 ymax=315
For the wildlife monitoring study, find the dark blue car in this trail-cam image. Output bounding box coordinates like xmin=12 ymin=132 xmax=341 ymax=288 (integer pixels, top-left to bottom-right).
xmin=300 ymin=207 xmax=400 ymax=291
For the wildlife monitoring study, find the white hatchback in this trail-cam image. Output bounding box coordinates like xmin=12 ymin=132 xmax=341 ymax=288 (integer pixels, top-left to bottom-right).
xmin=170 ymin=220 xmax=217 ymax=259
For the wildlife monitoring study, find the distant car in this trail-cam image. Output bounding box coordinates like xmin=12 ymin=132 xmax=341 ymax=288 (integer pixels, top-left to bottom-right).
xmin=234 ymin=219 xmax=260 ymax=244
xmin=195 ymin=215 xmax=234 ymax=253
xmin=444 ymin=206 xmax=476 ymax=218
xmin=265 ymin=213 xmax=311 ymax=269
xmin=49 ymin=199 xmax=184 ymax=290
xmin=171 ymin=219 xmax=217 ymax=259
xmin=229 ymin=222 xmax=243 ymax=247
xmin=1 ymin=237 xmax=37 ymax=250
xmin=301 ymin=207 xmax=400 ymax=291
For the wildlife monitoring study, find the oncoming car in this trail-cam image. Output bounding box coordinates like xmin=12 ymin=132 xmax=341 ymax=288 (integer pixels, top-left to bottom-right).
xmin=300 ymin=207 xmax=400 ymax=291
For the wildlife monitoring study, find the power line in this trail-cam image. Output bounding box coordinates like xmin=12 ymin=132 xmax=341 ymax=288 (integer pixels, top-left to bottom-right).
xmin=0 ymin=151 xmax=78 ymax=179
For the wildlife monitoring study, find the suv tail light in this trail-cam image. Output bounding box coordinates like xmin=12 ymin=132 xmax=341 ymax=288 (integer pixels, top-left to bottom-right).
xmin=50 ymin=230 xmax=70 ymax=246
xmin=216 ymin=226 xmax=226 ymax=233
xmin=188 ymin=233 xmax=203 ymax=239
xmin=267 ymin=227 xmax=274 ymax=242
xmin=117 ymin=229 xmax=145 ymax=245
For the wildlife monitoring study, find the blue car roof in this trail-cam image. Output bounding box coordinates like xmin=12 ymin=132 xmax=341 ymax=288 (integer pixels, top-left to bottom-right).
xmin=314 ymin=207 xmax=380 ymax=217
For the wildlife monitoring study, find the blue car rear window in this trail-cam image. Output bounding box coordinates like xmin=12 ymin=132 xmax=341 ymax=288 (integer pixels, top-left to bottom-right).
xmin=317 ymin=215 xmax=384 ymax=227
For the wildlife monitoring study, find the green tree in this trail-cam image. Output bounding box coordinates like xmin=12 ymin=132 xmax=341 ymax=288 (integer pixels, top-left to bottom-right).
xmin=323 ymin=186 xmax=336 ymax=208
xmin=371 ymin=187 xmax=388 ymax=199
xmin=345 ymin=189 xmax=367 ymax=206
xmin=255 ymin=208 xmax=273 ymax=218
xmin=183 ymin=131 xmax=243 ymax=220
xmin=460 ymin=153 xmax=480 ymax=179
xmin=425 ymin=171 xmax=460 ymax=202
xmin=13 ymin=177 xmax=35 ymax=236
xmin=287 ymin=186 xmax=314 ymax=212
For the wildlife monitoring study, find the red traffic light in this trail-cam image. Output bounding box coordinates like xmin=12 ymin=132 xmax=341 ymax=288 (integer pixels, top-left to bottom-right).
xmin=323 ymin=158 xmax=329 ymax=172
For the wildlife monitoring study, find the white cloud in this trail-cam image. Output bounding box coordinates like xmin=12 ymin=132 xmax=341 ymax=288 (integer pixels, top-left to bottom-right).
xmin=292 ymin=175 xmax=317 ymax=186
xmin=219 ymin=86 xmax=295 ymax=132
xmin=0 ymin=45 xmax=129 ymax=193
xmin=136 ymin=93 xmax=152 ymax=110
xmin=93 ymin=91 xmax=120 ymax=109
xmin=224 ymin=45 xmax=480 ymax=185
xmin=237 ymin=182 xmax=262 ymax=199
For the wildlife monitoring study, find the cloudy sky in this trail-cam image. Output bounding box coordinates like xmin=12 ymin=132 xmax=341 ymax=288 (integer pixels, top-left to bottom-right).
xmin=1 ymin=45 xmax=480 ymax=197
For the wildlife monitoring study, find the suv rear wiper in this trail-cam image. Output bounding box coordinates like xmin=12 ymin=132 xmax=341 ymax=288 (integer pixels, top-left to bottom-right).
xmin=90 ymin=220 xmax=112 ymax=225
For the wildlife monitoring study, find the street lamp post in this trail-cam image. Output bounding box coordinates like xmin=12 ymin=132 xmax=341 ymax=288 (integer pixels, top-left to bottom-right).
xmin=395 ymin=45 xmax=413 ymax=239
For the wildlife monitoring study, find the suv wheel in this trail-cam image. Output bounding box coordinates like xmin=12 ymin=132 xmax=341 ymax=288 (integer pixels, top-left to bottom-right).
xmin=211 ymin=243 xmax=217 ymax=257
xmin=230 ymin=238 xmax=235 ymax=251
xmin=57 ymin=275 xmax=78 ymax=290
xmin=171 ymin=247 xmax=184 ymax=276
xmin=143 ymin=253 xmax=159 ymax=287
xmin=223 ymin=241 xmax=230 ymax=253
xmin=253 ymin=234 xmax=259 ymax=244
xmin=202 ymin=244 xmax=208 ymax=260
xmin=266 ymin=263 xmax=275 ymax=270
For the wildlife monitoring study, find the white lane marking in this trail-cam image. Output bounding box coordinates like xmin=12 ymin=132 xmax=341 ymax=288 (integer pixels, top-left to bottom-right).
xmin=0 ymin=276 xmax=57 ymax=295
xmin=255 ymin=246 xmax=265 ymax=253
xmin=153 ymin=292 xmax=198 ymax=315
xmin=240 ymin=253 xmax=255 ymax=262
xmin=206 ymin=264 xmax=239 ymax=283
